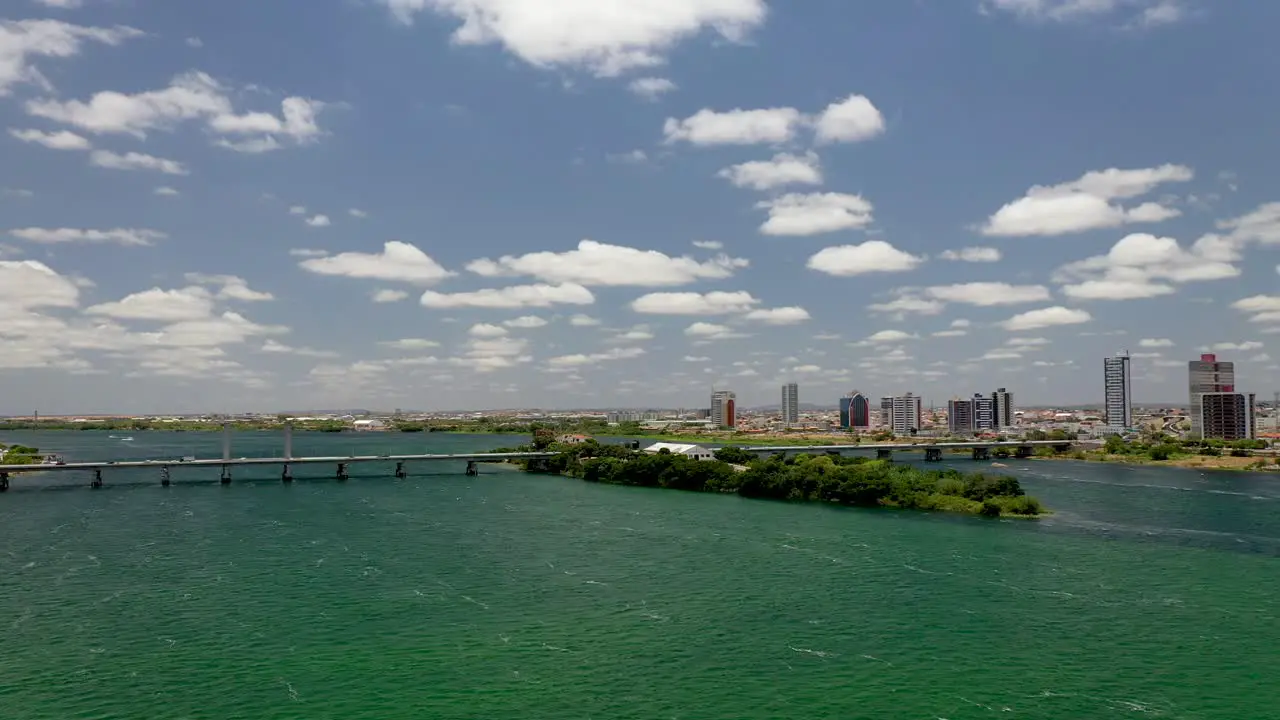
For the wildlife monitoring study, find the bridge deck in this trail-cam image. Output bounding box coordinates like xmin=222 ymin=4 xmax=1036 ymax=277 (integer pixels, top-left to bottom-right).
xmin=0 ymin=451 xmax=556 ymax=473
xmin=728 ymin=440 xmax=1068 ymax=453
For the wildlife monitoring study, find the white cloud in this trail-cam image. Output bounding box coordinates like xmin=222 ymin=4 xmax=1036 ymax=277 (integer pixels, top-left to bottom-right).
xmin=26 ymin=71 xmax=324 ymax=152
xmin=260 ymin=340 xmax=338 ymax=358
xmin=938 ymin=246 xmax=1001 ymax=262
xmin=924 ymin=282 xmax=1052 ymax=306
xmin=0 ymin=259 xmax=80 ymax=310
xmin=0 ymin=19 xmax=142 ymax=97
xmin=349 ymin=208 xmax=368 ymax=218
xmin=569 ymin=314 xmax=601 ymax=327
xmin=692 ymin=240 xmax=722 ymax=250
xmin=10 ymin=227 xmax=165 ymax=246
xmin=421 ymin=283 xmax=594 ymax=309
xmin=718 ymin=152 xmax=822 ymax=191
xmin=380 ymin=0 xmax=767 ymax=77
xmin=184 ymin=273 xmax=274 ymax=301
xmin=608 ymin=325 xmax=655 ymax=343
xmin=1000 ymin=306 xmax=1092 ymax=331
xmin=684 ymin=322 xmax=748 ymax=340
xmin=289 ymin=205 xmax=307 ymax=215
xmin=450 ymin=335 xmax=532 ymax=372
xmin=743 ymin=306 xmax=811 ymax=325
xmin=466 ymin=239 xmax=747 ymax=286
xmin=1210 ymin=341 xmax=1264 ymax=352
xmin=379 ymin=338 xmax=440 ymax=350
xmin=299 ymin=241 xmax=455 ymax=284
xmin=89 ymin=150 xmax=189 ymax=175
xmin=983 ymin=0 xmax=1186 ymax=26
xmin=683 ymin=355 xmax=710 ymax=362
xmin=372 ymin=288 xmax=410 ymax=303
xmin=86 ymin=287 xmax=215 ymax=322
xmin=869 ymin=294 xmax=946 ymax=316
xmin=951 ymin=319 xmax=972 ymax=328
xmin=812 ymin=94 xmax=885 ymax=144
xmin=154 ymin=186 xmax=180 ymax=196
xmin=468 ymin=322 xmax=509 ymax=338
xmin=981 ymin=349 xmax=1023 ymax=361
xmin=305 ymin=214 xmax=331 ymax=227
xmin=606 ymin=149 xmax=648 ymax=164
xmin=757 ymin=192 xmax=874 ymax=235
xmin=1006 ymin=337 xmax=1050 ymax=348
xmin=981 ymin=164 xmax=1192 ymax=237
xmin=663 ymin=107 xmax=806 ymax=146
xmin=631 ymin=290 xmax=759 ymax=315
xmin=1055 ymin=232 xmax=1239 ymax=300
xmin=861 ymin=329 xmax=917 ymax=344
xmin=628 ymin=76 xmax=676 ymax=100
xmin=806 ymin=241 xmax=924 ymax=276
xmin=932 ymin=329 xmax=968 ymax=338
xmin=547 ymin=347 xmax=645 ymax=368
xmin=503 ymin=315 xmax=548 ymax=329
xmin=9 ymin=127 xmax=90 ymax=150
xmin=1139 ymin=338 xmax=1174 ymax=348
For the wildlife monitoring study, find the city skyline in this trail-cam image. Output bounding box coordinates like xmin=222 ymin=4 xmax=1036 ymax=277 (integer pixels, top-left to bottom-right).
xmin=3 ymin=2 xmax=1280 ymax=414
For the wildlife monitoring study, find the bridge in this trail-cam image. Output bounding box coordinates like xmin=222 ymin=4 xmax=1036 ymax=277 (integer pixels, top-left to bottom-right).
xmin=718 ymin=440 xmax=1072 ymax=462
xmin=0 ymin=423 xmax=557 ymax=491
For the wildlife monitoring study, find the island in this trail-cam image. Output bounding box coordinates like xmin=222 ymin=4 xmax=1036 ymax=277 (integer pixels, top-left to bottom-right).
xmin=489 ymin=437 xmax=1047 ymax=518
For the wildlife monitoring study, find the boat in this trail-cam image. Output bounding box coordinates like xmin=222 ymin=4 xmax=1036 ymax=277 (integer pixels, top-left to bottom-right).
xmin=111 ymin=436 xmax=134 ymax=442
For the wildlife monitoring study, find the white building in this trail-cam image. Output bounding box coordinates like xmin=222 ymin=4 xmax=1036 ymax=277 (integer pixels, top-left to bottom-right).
xmin=1103 ymin=352 xmax=1133 ymax=430
xmin=710 ymin=390 xmax=736 ymax=429
xmin=880 ymin=393 xmax=923 ymax=435
xmin=992 ymin=387 xmax=1015 ymax=428
xmin=351 ymin=419 xmax=386 ymax=431
xmin=781 ymin=382 xmax=799 ymax=426
xmin=642 ymin=442 xmax=715 ymax=461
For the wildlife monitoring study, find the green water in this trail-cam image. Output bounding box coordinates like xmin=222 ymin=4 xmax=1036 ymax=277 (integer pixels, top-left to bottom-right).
xmin=2 ymin=431 xmax=1277 ymax=719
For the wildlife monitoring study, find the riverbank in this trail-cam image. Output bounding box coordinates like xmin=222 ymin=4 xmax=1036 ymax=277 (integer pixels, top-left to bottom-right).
xmin=503 ymin=443 xmax=1048 ymax=519
xmin=1055 ymin=452 xmax=1280 ymax=472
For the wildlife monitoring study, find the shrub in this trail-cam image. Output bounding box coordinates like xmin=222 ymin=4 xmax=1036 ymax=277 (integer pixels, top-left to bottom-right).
xmin=980 ymin=501 xmax=1003 ymax=517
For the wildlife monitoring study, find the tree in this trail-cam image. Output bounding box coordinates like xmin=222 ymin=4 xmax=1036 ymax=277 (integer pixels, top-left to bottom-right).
xmin=713 ymin=446 xmax=756 ymax=465
xmin=1104 ymin=434 xmax=1127 ymax=455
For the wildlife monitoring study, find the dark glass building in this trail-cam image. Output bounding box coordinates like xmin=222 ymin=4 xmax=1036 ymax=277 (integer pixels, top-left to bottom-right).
xmin=839 ymin=391 xmax=870 ymax=429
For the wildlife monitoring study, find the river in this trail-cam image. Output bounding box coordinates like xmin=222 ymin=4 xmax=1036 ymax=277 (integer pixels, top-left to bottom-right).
xmin=1 ymin=431 xmax=1275 ymax=718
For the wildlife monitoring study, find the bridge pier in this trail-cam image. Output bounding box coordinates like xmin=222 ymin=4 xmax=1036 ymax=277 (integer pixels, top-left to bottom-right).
xmin=876 ymin=448 xmax=893 ymax=461
xmin=92 ymin=469 xmax=103 ymax=489
xmin=161 ymin=466 xmax=171 ymax=487
xmin=281 ymin=464 xmax=293 ymax=483
xmin=394 ymin=461 xmax=407 ymax=479
xmin=336 ymin=463 xmax=349 ymax=481
xmin=220 ymin=465 xmax=231 ymax=485
xmin=924 ymin=448 xmax=942 ymax=462
xmin=972 ymin=447 xmax=990 ymax=461
xmin=0 ymin=472 xmax=9 ymax=492
xmin=1015 ymin=446 xmax=1032 ymax=459
xmin=465 ymin=461 xmax=479 ymax=477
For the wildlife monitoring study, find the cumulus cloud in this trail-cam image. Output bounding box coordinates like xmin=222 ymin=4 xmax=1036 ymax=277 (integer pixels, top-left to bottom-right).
xmin=503 ymin=315 xmax=548 ymax=329
xmin=466 ymin=240 xmax=747 ymax=286
xmin=743 ymin=307 xmax=811 ymax=325
xmin=999 ymin=306 xmax=1092 ymax=331
xmin=299 ymin=241 xmax=455 ymax=284
xmin=631 ymin=290 xmax=759 ymax=315
xmin=806 ymin=241 xmax=924 ymax=276
xmin=0 ymin=19 xmax=142 ymax=97
xmin=1139 ymin=338 xmax=1174 ymax=348
xmin=10 ymin=227 xmax=165 ymax=246
xmin=9 ymin=127 xmax=90 ymax=150
xmin=684 ymin=322 xmax=749 ymax=340
xmin=981 ymin=164 xmax=1192 ymax=237
xmin=628 ymin=76 xmax=677 ymax=100
xmin=983 ymin=0 xmax=1186 ymax=26
xmin=812 ymin=93 xmax=885 ymax=144
xmin=924 ymin=282 xmax=1052 ymax=306
xmin=421 ymin=283 xmax=594 ymax=309
xmin=184 ymin=273 xmax=274 ymax=301
xmin=380 ymin=0 xmax=767 ymax=76
xmin=938 ymin=246 xmax=1001 ymax=262
xmin=757 ymin=192 xmax=874 ymax=235
xmin=1054 ymin=232 xmax=1239 ymax=300
xmin=663 ymin=107 xmax=806 ymax=146
xmin=569 ymin=314 xmax=601 ymax=327
xmin=468 ymin=322 xmax=508 ymax=338
xmin=372 ymin=289 xmax=409 ymax=303
xmin=89 ymin=150 xmax=188 ymax=175
xmin=86 ymin=287 xmax=216 ymax=322
xmin=718 ymin=152 xmax=822 ymax=191
xmin=547 ymin=347 xmax=645 ymax=368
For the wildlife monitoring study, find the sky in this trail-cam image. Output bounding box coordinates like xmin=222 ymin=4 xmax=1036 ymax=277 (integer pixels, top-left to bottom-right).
xmin=2 ymin=0 xmax=1280 ymax=414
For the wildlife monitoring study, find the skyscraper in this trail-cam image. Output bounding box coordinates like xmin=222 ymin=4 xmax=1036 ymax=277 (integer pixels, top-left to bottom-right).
xmin=1199 ymin=391 xmax=1255 ymax=440
xmin=992 ymin=387 xmax=1015 ymax=428
xmin=947 ymin=398 xmax=974 ymax=434
xmin=880 ymin=393 xmax=922 ymax=435
xmin=972 ymin=394 xmax=996 ymax=432
xmin=839 ymin=391 xmax=870 ymax=430
xmin=1103 ymin=352 xmax=1133 ymax=429
xmin=711 ymin=390 xmax=736 ymax=429
xmin=781 ymin=383 xmax=799 ymax=425
xmin=1189 ymin=353 xmax=1235 ymax=439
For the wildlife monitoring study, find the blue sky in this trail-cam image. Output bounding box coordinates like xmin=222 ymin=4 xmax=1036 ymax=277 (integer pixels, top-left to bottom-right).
xmin=2 ymin=0 xmax=1279 ymax=414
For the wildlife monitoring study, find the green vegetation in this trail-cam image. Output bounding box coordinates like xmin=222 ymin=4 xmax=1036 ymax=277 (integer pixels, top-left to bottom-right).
xmin=0 ymin=444 xmax=42 ymax=465
xmin=1096 ymin=434 xmax=1269 ymax=463
xmin=493 ymin=440 xmax=1047 ymax=518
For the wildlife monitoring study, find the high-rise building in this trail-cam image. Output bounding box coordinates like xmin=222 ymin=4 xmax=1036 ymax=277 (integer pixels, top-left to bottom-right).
xmin=839 ymin=390 xmax=870 ymax=430
xmin=992 ymin=387 xmax=1015 ymax=428
xmin=880 ymin=393 xmax=922 ymax=435
xmin=972 ymin=394 xmax=996 ymax=431
xmin=710 ymin=390 xmax=736 ymax=429
xmin=1199 ymin=392 xmax=1255 ymax=440
xmin=947 ymin=398 xmax=974 ymax=434
xmin=1189 ymin=353 xmax=1235 ymax=439
xmin=1103 ymin=352 xmax=1133 ymax=429
xmin=781 ymin=383 xmax=799 ymax=425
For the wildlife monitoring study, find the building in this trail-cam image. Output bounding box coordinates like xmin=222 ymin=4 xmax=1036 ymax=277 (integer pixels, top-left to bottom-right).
xmin=947 ymin=398 xmax=974 ymax=434
xmin=880 ymin=393 xmax=923 ymax=435
xmin=710 ymin=390 xmax=736 ymax=429
xmin=1189 ymin=353 xmax=1236 ymax=439
xmin=642 ymin=442 xmax=715 ymax=461
xmin=972 ymin=394 xmax=996 ymax=432
xmin=992 ymin=388 xmax=1015 ymax=428
xmin=1103 ymin=352 xmax=1133 ymax=430
xmin=1199 ymin=392 xmax=1255 ymax=441
xmin=781 ymin=383 xmax=799 ymax=425
xmin=556 ymin=434 xmax=591 ymax=445
xmin=839 ymin=391 xmax=871 ymax=430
